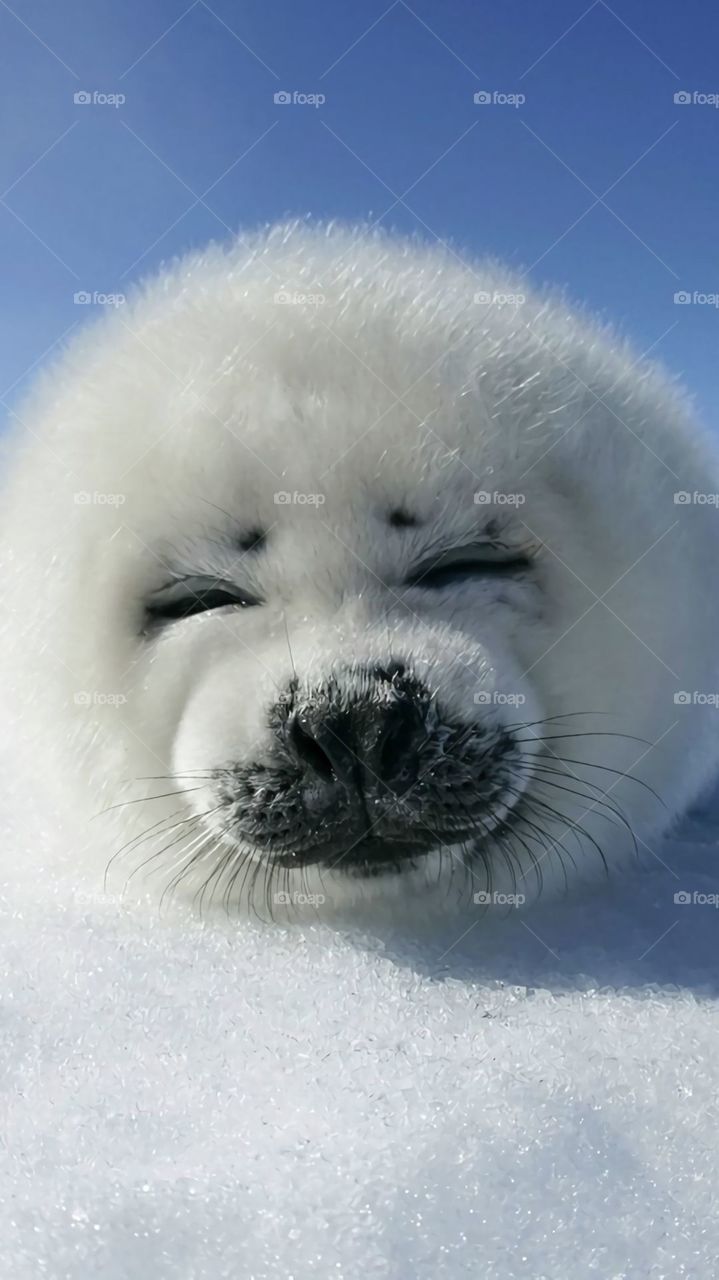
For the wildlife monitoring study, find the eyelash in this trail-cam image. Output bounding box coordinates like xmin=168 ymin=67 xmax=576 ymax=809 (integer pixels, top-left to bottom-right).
xmin=146 ymin=581 xmax=261 ymax=623
xmin=405 ymin=555 xmax=531 ymax=590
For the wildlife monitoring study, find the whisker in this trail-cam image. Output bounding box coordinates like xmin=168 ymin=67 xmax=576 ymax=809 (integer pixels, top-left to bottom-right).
xmin=511 ymin=731 xmax=652 ymax=747
xmin=489 ymin=799 xmax=545 ymax=896
xmin=221 ymin=835 xmax=255 ymax=917
xmin=528 ymin=754 xmax=665 ymax=807
xmin=133 ymin=772 xmax=216 ymax=781
xmin=513 ymin=788 xmax=610 ymax=879
xmin=128 ymin=818 xmax=207 ymax=887
xmin=104 ymin=806 xmax=195 ymax=890
xmin=161 ymin=830 xmax=221 ymax=913
xmin=501 ymin=784 xmax=580 ymax=883
xmin=503 ymin=711 xmax=615 ymax=731
xmin=282 ymin=610 xmax=297 ymax=683
xmin=95 ymin=787 xmax=203 ymax=816
xmin=516 ymin=763 xmax=642 ymax=837
xmin=158 ymin=824 xmax=215 ymax=889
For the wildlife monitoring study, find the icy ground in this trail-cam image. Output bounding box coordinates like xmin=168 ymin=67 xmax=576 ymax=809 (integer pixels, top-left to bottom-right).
xmin=3 ymin=808 xmax=719 ymax=1280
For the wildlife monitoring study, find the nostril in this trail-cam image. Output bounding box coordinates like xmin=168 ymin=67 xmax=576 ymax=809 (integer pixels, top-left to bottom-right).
xmin=378 ymin=700 xmax=423 ymax=788
xmin=373 ymin=660 xmax=406 ymax=683
xmin=288 ymin=711 xmax=335 ymax=781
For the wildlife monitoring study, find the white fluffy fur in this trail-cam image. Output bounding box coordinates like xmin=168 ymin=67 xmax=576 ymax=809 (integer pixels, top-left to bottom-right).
xmin=2 ymin=221 xmax=719 ymax=921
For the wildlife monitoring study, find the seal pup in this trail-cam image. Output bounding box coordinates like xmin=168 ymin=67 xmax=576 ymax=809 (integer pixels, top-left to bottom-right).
xmin=2 ymin=223 xmax=718 ymax=921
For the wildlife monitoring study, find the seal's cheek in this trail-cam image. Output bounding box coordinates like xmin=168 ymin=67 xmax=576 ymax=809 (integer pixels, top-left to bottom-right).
xmin=171 ymin=658 xmax=280 ymax=780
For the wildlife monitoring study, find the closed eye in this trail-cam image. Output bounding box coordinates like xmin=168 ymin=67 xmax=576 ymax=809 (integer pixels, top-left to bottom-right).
xmin=406 ymin=545 xmax=532 ymax=590
xmin=146 ymin=575 xmax=262 ymax=623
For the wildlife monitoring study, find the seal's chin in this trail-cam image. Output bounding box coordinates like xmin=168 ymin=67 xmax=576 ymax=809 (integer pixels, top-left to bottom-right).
xmin=260 ymin=828 xmax=482 ymax=875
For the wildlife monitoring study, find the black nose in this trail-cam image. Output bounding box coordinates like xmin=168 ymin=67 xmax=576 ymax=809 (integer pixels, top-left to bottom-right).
xmin=285 ymin=671 xmax=426 ymax=797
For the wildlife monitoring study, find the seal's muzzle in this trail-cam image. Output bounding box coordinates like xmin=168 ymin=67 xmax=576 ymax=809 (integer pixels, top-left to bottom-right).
xmin=213 ymin=661 xmax=520 ymax=874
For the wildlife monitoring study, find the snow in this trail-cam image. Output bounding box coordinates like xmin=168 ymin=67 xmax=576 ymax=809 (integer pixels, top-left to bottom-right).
xmin=3 ymin=809 xmax=719 ymax=1279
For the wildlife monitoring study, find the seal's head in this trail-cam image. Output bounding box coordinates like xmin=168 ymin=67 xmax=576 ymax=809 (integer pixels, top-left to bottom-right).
xmin=3 ymin=223 xmax=719 ymax=920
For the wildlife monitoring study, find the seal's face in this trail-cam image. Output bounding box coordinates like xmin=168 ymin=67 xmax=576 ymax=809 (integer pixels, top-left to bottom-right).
xmin=5 ymin=225 xmax=719 ymax=919
xmin=162 ymin=532 xmax=542 ymax=891
xmin=143 ymin=403 xmax=548 ymax=906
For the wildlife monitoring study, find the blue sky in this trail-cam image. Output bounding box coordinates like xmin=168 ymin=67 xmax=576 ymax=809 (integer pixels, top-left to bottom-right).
xmin=1 ymin=0 xmax=717 ymax=418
